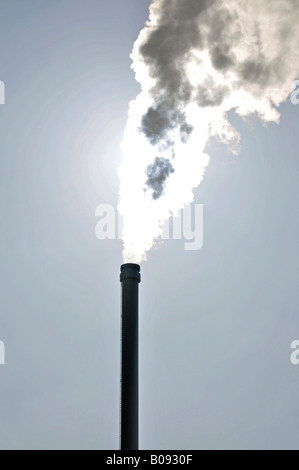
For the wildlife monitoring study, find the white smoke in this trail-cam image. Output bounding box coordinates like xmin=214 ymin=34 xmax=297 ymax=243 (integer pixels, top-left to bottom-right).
xmin=118 ymin=0 xmax=299 ymax=263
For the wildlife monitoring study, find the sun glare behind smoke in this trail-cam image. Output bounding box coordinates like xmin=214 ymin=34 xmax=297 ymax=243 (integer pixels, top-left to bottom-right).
xmin=119 ymin=0 xmax=299 ymax=263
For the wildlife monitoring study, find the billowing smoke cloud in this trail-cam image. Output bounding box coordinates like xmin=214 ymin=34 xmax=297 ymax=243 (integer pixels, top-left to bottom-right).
xmin=119 ymin=0 xmax=299 ymax=262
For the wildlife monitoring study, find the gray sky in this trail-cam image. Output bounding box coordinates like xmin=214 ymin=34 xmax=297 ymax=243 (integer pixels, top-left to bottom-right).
xmin=0 ymin=0 xmax=299 ymax=450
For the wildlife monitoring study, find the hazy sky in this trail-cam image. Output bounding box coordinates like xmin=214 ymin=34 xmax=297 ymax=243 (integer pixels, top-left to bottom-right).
xmin=0 ymin=0 xmax=299 ymax=450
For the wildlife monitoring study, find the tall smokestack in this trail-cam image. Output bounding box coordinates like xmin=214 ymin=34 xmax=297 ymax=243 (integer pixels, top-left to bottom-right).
xmin=120 ymin=263 xmax=141 ymax=450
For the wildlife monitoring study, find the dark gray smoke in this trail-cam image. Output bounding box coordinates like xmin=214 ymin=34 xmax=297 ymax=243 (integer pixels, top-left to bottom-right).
xmin=132 ymin=0 xmax=299 ymax=199
xmin=145 ymin=157 xmax=175 ymax=200
xmin=139 ymin=0 xmax=217 ymax=198
xmin=141 ymin=103 xmax=193 ymax=146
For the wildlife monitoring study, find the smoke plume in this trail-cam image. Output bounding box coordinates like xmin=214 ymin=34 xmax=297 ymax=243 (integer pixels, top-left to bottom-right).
xmin=119 ymin=0 xmax=299 ymax=262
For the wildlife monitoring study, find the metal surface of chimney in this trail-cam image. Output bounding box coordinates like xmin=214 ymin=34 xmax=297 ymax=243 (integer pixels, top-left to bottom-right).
xmin=120 ymin=263 xmax=141 ymax=451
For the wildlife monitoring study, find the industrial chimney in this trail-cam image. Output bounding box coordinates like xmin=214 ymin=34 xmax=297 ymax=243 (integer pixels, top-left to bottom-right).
xmin=120 ymin=263 xmax=141 ymax=450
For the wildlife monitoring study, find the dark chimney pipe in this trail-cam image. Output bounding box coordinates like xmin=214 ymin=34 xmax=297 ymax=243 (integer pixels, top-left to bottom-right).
xmin=120 ymin=263 xmax=141 ymax=451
